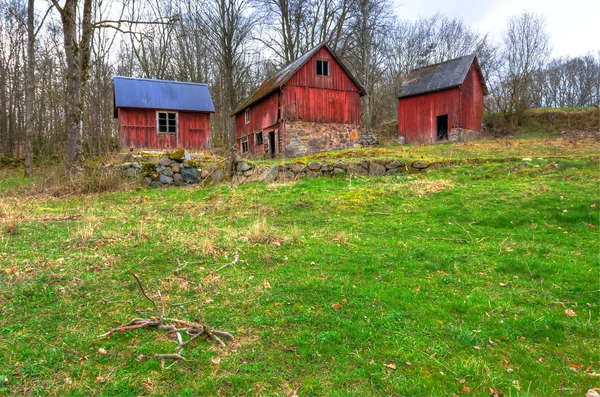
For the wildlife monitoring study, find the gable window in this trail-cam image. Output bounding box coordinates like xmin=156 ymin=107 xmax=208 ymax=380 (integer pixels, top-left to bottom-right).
xmin=255 ymin=131 xmax=263 ymax=146
xmin=241 ymin=137 xmax=249 ymax=153
xmin=316 ymin=60 xmax=329 ymax=76
xmin=157 ymin=111 xmax=177 ymax=134
xmin=245 ymin=108 xmax=250 ymax=124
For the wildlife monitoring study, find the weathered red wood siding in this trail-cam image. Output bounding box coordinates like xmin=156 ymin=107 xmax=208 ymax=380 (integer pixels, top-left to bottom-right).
xmin=119 ymin=108 xmax=210 ymax=149
xmin=235 ymin=91 xmax=279 ymax=140
xmin=397 ymin=88 xmax=460 ymax=144
xmin=459 ymin=64 xmax=485 ymax=131
xmin=284 ymin=47 xmax=362 ymax=125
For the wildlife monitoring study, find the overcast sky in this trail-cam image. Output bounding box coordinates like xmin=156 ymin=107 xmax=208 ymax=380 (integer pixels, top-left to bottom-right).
xmin=392 ymin=0 xmax=600 ymax=58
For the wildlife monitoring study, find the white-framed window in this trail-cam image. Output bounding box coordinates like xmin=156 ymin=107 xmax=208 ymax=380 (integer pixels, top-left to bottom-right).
xmin=316 ymin=60 xmax=329 ymax=76
xmin=241 ymin=137 xmax=249 ymax=153
xmin=255 ymin=131 xmax=263 ymax=146
xmin=245 ymin=108 xmax=250 ymax=124
xmin=157 ymin=111 xmax=177 ymax=134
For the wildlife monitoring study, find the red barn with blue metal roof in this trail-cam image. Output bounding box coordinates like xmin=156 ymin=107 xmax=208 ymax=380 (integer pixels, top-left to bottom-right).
xmin=113 ymin=77 xmax=215 ymax=149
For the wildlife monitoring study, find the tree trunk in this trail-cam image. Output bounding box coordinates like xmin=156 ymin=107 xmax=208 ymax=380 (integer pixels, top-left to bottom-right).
xmin=24 ymin=0 xmax=35 ymax=177
xmin=60 ymin=0 xmax=84 ymax=172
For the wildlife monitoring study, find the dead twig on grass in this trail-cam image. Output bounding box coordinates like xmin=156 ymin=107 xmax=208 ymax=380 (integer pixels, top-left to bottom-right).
xmin=413 ymin=236 xmax=468 ymax=243
xmin=99 ymin=273 xmax=234 ymax=360
xmin=213 ymin=254 xmax=239 ymax=273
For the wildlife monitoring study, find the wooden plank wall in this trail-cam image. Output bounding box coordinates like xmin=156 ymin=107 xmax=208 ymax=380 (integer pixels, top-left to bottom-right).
xmin=119 ymin=108 xmax=210 ymax=149
xmin=397 ymin=88 xmax=461 ymax=144
xmin=460 ymin=64 xmax=485 ymax=131
xmin=235 ymin=92 xmax=279 ymax=139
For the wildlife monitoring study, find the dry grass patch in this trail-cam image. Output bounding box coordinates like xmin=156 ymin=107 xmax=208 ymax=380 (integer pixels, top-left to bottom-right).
xmin=406 ymin=180 xmax=454 ymax=196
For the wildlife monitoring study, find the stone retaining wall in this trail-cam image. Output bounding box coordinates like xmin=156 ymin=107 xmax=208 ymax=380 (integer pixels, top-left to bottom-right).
xmin=120 ymin=150 xmax=433 ymax=187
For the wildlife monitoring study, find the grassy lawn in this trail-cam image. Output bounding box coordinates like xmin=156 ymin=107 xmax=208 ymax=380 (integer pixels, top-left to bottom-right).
xmin=0 ymin=147 xmax=598 ymax=395
xmin=252 ymin=136 xmax=600 ymax=165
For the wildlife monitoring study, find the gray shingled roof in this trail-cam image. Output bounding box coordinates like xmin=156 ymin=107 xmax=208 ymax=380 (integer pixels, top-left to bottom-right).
xmin=113 ymin=76 xmax=215 ymax=117
xmin=232 ymin=42 xmax=365 ymax=115
xmin=397 ymin=54 xmax=488 ymax=98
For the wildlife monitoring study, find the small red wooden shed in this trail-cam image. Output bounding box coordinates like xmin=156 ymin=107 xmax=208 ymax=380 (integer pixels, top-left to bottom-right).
xmin=232 ymin=42 xmax=366 ymax=158
xmin=397 ymin=55 xmax=488 ymax=144
xmin=113 ymin=77 xmax=215 ymax=150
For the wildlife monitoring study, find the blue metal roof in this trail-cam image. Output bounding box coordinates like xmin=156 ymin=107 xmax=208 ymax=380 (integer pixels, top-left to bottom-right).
xmin=113 ymin=76 xmax=215 ymax=116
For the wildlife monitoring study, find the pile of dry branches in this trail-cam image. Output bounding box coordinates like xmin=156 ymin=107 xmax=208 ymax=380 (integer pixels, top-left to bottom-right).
xmin=98 ymin=272 xmax=233 ymax=361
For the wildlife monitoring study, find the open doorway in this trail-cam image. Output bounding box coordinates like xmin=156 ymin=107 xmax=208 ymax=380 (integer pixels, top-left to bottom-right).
xmin=268 ymin=131 xmax=276 ymax=158
xmin=437 ymin=115 xmax=448 ymax=141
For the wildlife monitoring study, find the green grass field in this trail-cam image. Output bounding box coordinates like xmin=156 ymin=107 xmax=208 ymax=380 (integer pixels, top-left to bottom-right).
xmin=0 ymin=139 xmax=599 ymax=396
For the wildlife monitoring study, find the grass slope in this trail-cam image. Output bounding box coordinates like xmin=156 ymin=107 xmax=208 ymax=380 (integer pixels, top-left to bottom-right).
xmin=0 ymin=155 xmax=598 ymax=396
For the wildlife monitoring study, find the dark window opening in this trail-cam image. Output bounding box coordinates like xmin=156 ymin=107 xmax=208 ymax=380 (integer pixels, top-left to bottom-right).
xmin=255 ymin=131 xmax=263 ymax=145
xmin=241 ymin=138 xmax=249 ymax=153
xmin=157 ymin=111 xmax=177 ymax=134
xmin=316 ymin=60 xmax=329 ymax=76
xmin=437 ymin=114 xmax=448 ymax=141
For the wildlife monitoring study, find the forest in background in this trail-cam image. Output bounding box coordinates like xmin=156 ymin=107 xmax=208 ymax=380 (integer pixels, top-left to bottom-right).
xmin=0 ymin=0 xmax=598 ymax=164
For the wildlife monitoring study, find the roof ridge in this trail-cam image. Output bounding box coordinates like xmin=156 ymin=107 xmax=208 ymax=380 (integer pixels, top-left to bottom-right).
xmin=113 ymin=76 xmax=209 ymax=87
xmin=410 ymin=53 xmax=475 ymax=73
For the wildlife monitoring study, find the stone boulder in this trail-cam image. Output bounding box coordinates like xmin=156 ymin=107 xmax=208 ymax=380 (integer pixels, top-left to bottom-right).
xmin=259 ymin=166 xmax=279 ymax=183
xmin=369 ymin=162 xmax=386 ymax=176
xmin=236 ymin=161 xmax=252 ymax=172
xmin=159 ymin=174 xmax=173 ymax=184
xmin=169 ymin=149 xmax=190 ymax=161
xmin=158 ymin=158 xmax=172 ymax=167
xmin=412 ymin=160 xmax=429 ymax=170
xmin=307 ymin=162 xmax=322 ymax=171
xmin=181 ymin=167 xmax=199 ymax=183
xmin=292 ymin=163 xmax=306 ymax=173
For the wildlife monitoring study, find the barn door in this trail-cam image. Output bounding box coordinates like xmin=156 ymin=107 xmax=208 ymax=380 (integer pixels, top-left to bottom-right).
xmin=269 ymin=131 xmax=276 ymax=158
xmin=437 ymin=115 xmax=448 ymax=141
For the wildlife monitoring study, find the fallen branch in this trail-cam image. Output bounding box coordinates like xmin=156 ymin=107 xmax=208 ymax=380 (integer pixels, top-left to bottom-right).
xmin=412 ymin=236 xmax=468 ymax=243
xmin=213 ymin=254 xmax=239 ymax=273
xmin=99 ymin=273 xmax=233 ymax=360
xmin=154 ymin=353 xmax=185 ymax=361
xmin=130 ymin=272 xmax=159 ymax=319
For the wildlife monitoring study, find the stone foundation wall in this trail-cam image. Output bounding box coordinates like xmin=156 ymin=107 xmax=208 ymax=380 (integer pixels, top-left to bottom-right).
xmin=119 ymin=149 xmax=226 ymax=187
xmin=449 ymin=127 xmax=480 ymax=142
xmin=284 ymin=121 xmax=376 ymax=157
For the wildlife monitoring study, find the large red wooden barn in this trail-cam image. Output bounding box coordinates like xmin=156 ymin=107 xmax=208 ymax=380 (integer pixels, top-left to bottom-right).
xmin=397 ymin=54 xmax=488 ymax=144
xmin=232 ymin=42 xmax=366 ymax=158
xmin=114 ymin=77 xmax=215 ymax=150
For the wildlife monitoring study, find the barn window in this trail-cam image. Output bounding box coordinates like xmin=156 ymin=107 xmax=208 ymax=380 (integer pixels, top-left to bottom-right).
xmin=316 ymin=60 xmax=329 ymax=76
xmin=241 ymin=137 xmax=249 ymax=153
xmin=245 ymin=108 xmax=250 ymax=124
xmin=157 ymin=111 xmax=177 ymax=134
xmin=255 ymin=131 xmax=263 ymax=146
